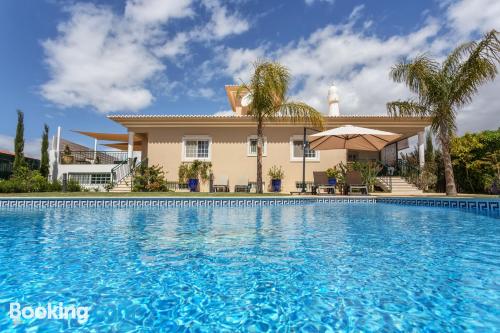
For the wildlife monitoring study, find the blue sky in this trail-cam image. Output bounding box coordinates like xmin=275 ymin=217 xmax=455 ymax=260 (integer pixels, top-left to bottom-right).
xmin=0 ymin=0 xmax=499 ymax=157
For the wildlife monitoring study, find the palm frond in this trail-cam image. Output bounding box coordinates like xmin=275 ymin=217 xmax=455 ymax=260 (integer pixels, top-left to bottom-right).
xmin=450 ymin=29 xmax=500 ymax=108
xmin=442 ymin=42 xmax=476 ymax=76
xmin=432 ymin=106 xmax=456 ymax=135
xmin=278 ymin=101 xmax=325 ymax=129
xmin=247 ymin=60 xmax=291 ymax=118
xmin=386 ymin=100 xmax=428 ymax=117
xmin=390 ymin=55 xmax=439 ymax=97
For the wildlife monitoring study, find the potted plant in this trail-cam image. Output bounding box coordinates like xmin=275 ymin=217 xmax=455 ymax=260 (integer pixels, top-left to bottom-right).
xmin=336 ymin=162 xmax=349 ymax=195
xmin=268 ymin=165 xmax=284 ymax=192
xmin=325 ymin=167 xmax=340 ymax=186
xmin=352 ymin=161 xmax=382 ymax=193
xmin=61 ymin=145 xmax=74 ymax=164
xmin=178 ymin=160 xmax=212 ymax=192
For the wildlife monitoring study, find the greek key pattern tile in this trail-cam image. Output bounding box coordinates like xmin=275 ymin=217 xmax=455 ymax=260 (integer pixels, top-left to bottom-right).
xmin=0 ymin=197 xmax=378 ymax=209
xmin=376 ymin=197 xmax=500 ymax=213
xmin=0 ymin=197 xmax=496 ymax=213
xmin=316 ymin=197 xmax=376 ymax=204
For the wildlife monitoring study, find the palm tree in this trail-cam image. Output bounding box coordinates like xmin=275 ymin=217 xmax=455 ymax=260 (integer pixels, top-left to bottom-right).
xmin=387 ymin=30 xmax=500 ymax=196
xmin=239 ymin=60 xmax=324 ymax=193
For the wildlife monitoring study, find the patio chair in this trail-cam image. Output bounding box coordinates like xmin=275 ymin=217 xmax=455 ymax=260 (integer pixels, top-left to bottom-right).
xmin=347 ymin=171 xmax=368 ymax=195
xmin=234 ymin=176 xmax=251 ymax=192
xmin=313 ymin=171 xmax=335 ymax=195
xmin=213 ymin=175 xmax=229 ymax=192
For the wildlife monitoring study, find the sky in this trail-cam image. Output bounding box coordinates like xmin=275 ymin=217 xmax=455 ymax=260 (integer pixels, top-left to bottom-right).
xmin=0 ymin=0 xmax=499 ymax=158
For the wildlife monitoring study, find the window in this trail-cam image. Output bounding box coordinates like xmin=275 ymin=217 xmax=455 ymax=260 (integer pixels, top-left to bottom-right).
xmin=247 ymin=136 xmax=267 ymax=156
xmin=69 ymin=173 xmax=111 ymax=185
xmin=347 ymin=151 xmax=358 ymax=161
xmin=182 ymin=136 xmax=211 ymax=161
xmin=290 ymin=135 xmax=320 ymax=162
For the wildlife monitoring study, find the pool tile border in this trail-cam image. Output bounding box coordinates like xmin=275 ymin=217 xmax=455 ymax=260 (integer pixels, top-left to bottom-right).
xmin=376 ymin=197 xmax=499 ymax=214
xmin=0 ymin=197 xmax=376 ymax=209
xmin=0 ymin=196 xmax=497 ymax=213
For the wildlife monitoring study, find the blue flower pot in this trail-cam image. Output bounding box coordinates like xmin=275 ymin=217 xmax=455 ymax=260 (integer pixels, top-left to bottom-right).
xmin=188 ymin=179 xmax=199 ymax=192
xmin=271 ymin=179 xmax=282 ymax=192
xmin=328 ymin=178 xmax=337 ymax=186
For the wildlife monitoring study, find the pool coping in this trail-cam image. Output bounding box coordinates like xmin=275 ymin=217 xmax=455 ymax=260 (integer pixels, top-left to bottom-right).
xmin=0 ymin=195 xmax=498 ymax=214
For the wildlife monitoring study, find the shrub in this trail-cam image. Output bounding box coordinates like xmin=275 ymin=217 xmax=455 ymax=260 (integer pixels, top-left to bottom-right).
xmin=133 ymin=164 xmax=169 ymax=192
xmin=178 ymin=160 xmax=212 ymax=183
xmin=268 ymin=165 xmax=285 ymax=180
xmin=49 ymin=180 xmax=62 ymax=192
xmin=352 ymin=161 xmax=382 ymax=192
xmin=30 ymin=171 xmax=51 ymax=192
xmin=451 ymin=128 xmax=500 ymax=194
xmin=66 ymin=179 xmax=82 ymax=192
xmin=325 ymin=167 xmax=340 ymax=179
xmin=0 ymin=168 xmax=63 ymax=193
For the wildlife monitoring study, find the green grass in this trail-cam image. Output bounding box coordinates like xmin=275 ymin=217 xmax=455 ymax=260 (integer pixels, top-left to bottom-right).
xmin=0 ymin=191 xmax=291 ymax=198
xmin=0 ymin=192 xmax=497 ymax=198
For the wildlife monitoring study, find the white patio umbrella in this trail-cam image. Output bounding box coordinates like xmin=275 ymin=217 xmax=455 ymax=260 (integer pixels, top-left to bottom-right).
xmin=308 ymin=125 xmax=401 ymax=151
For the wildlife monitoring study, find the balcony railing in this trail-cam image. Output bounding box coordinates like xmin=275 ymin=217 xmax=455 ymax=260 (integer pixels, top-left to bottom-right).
xmin=59 ymin=151 xmax=128 ymax=165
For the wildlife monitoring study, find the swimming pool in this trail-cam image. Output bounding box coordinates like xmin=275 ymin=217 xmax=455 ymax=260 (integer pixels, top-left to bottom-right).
xmin=0 ymin=202 xmax=498 ymax=331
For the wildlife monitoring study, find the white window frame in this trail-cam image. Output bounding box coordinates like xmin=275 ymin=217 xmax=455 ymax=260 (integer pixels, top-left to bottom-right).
xmin=290 ymin=135 xmax=320 ymax=162
xmin=68 ymin=173 xmax=111 ymax=185
xmin=247 ymin=135 xmax=267 ymax=157
xmin=182 ymin=135 xmax=212 ymax=162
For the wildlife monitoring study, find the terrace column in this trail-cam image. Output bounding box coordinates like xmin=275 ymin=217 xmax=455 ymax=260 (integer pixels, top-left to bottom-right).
xmin=128 ymin=131 xmax=135 ymax=165
xmin=418 ymin=131 xmax=425 ymax=169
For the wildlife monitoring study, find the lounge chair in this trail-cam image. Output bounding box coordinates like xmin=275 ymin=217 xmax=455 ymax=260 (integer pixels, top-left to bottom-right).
xmin=290 ymin=181 xmax=314 ymax=195
xmin=313 ymin=171 xmax=336 ymax=195
xmin=347 ymin=171 xmax=368 ymax=195
xmin=234 ymin=177 xmax=251 ymax=192
xmin=213 ymin=175 xmax=229 ymax=192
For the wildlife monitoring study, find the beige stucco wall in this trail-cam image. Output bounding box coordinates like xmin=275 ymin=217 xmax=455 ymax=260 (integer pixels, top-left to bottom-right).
xmin=134 ymin=126 xmax=347 ymax=192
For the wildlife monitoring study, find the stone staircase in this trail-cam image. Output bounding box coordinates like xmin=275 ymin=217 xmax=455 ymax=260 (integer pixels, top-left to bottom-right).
xmin=376 ymin=176 xmax=423 ymax=195
xmin=109 ymin=175 xmax=133 ymax=193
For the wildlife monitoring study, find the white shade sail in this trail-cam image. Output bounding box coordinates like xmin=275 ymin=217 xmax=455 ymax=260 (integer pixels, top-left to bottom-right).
xmin=308 ymin=125 xmax=401 ymax=151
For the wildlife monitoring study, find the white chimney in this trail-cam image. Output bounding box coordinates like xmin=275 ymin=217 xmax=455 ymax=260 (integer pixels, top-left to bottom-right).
xmin=327 ymin=84 xmax=340 ymax=116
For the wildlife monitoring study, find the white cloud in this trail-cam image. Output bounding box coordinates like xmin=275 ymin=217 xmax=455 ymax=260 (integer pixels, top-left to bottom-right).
xmin=188 ymin=87 xmax=216 ymax=99
xmin=0 ymin=134 xmax=41 ymax=159
xmin=446 ymin=0 xmax=500 ymax=36
xmin=154 ymin=32 xmax=189 ymax=59
xmin=222 ymin=47 xmax=267 ymax=82
xmin=218 ymin=0 xmax=500 ymax=134
xmin=154 ymin=1 xmax=250 ymax=60
xmin=184 ymin=0 xmax=249 ymax=43
xmin=213 ymin=110 xmax=234 ymax=116
xmin=41 ymin=3 xmax=164 ymax=113
xmin=203 ymin=1 xmax=249 ymax=39
xmin=125 ymin=0 xmax=193 ymax=25
xmin=304 ymin=0 xmax=334 ymax=5
xmin=0 ymin=135 xmax=13 ymax=153
xmin=41 ymin=0 xmax=250 ymax=113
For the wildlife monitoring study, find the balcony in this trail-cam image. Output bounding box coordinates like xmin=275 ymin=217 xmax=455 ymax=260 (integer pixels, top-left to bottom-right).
xmin=59 ymin=151 xmax=128 ymax=165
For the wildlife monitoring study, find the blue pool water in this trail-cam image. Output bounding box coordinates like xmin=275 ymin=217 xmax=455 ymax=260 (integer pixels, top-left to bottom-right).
xmin=0 ymin=203 xmax=499 ymax=332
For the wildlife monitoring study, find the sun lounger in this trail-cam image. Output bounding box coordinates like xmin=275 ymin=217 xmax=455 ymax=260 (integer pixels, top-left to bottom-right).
xmin=347 ymin=171 xmax=368 ymax=195
xmin=290 ymin=181 xmax=314 ymax=195
xmin=213 ymin=175 xmax=229 ymax=192
xmin=234 ymin=176 xmax=251 ymax=192
xmin=313 ymin=171 xmax=336 ymax=195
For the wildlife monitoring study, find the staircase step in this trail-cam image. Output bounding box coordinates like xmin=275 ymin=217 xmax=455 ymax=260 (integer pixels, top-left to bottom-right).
xmin=376 ymin=176 xmax=423 ymax=194
xmin=109 ymin=176 xmax=133 ymax=193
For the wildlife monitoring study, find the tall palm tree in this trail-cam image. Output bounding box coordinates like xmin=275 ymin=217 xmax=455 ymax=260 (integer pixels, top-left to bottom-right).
xmin=239 ymin=60 xmax=324 ymax=193
xmin=387 ymin=30 xmax=499 ymax=196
